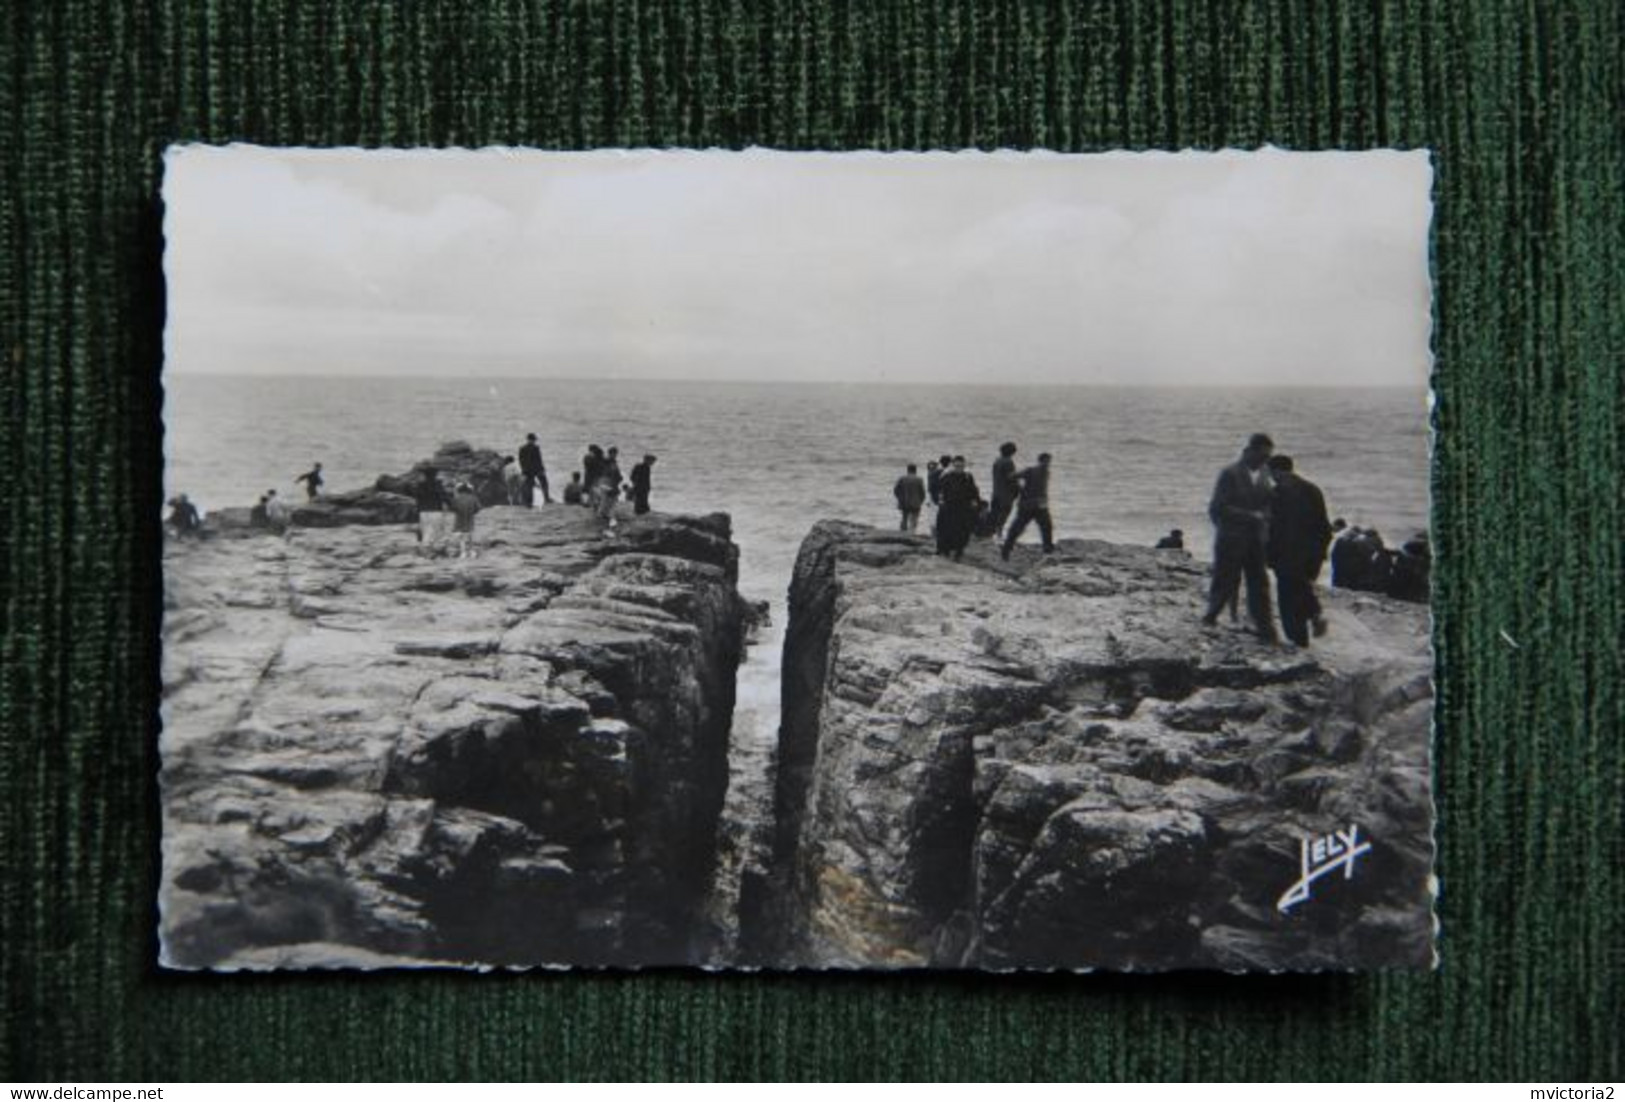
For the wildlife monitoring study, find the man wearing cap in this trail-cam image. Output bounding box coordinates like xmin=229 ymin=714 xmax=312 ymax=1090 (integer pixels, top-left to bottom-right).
xmin=518 ymin=432 xmax=550 ymax=506
xmin=629 ymin=454 xmax=657 ymax=515
xmin=989 ymin=442 xmax=1021 ymax=540
xmin=1265 ymin=454 xmax=1332 ymax=646
xmin=935 ymin=455 xmax=981 ymax=561
xmin=1000 ymin=452 xmax=1056 ymax=560
xmin=1202 ymin=432 xmax=1279 ymax=642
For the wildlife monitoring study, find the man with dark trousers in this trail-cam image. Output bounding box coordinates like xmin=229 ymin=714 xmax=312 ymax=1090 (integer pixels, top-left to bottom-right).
xmin=928 ymin=454 xmax=951 ymax=507
xmin=629 ymin=454 xmax=656 ymax=515
xmin=1265 ymin=454 xmax=1332 ymax=646
xmin=989 ymin=442 xmax=1020 ymax=539
xmin=518 ymin=432 xmax=550 ymax=505
xmin=1201 ymin=432 xmax=1278 ymax=642
xmin=893 ymin=463 xmax=927 ymax=532
xmin=1000 ymin=452 xmax=1055 ymax=559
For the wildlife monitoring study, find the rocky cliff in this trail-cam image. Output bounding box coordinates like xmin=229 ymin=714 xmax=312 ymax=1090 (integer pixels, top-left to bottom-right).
xmin=160 ymin=505 xmax=749 ymax=969
xmin=762 ymin=522 xmax=1434 ymax=971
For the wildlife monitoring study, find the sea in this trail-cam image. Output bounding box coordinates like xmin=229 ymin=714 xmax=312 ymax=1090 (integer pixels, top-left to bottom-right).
xmin=164 ymin=376 xmax=1432 ymax=753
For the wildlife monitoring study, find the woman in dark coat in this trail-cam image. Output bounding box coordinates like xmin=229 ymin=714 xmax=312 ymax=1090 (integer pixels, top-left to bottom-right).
xmin=935 ymin=456 xmax=982 ymax=561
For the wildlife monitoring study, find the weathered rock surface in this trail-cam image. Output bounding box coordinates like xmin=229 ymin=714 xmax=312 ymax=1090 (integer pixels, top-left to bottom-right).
xmin=160 ymin=505 xmax=748 ymax=969
xmin=761 ymin=521 xmax=1434 ymax=971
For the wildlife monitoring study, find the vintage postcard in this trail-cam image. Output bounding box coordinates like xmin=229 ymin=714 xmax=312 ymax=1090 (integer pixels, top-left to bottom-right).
xmin=159 ymin=146 xmax=1435 ymax=971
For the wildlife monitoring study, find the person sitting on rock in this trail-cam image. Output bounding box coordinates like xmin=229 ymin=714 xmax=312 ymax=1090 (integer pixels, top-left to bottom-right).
xmin=450 ymin=482 xmax=482 ymax=559
xmin=1389 ymin=532 xmax=1431 ymax=603
xmin=1156 ymin=528 xmax=1185 ymax=550
xmin=166 ymin=493 xmax=201 ymax=538
xmin=562 ymin=472 xmax=586 ymax=506
xmin=294 ymin=462 xmax=324 ymax=500
xmin=250 ymin=491 xmax=272 ymax=528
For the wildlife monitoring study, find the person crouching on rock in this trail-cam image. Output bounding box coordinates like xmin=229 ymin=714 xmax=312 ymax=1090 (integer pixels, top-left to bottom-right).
xmin=563 ymin=472 xmax=585 ymax=506
xmin=935 ymin=456 xmax=981 ymax=561
xmin=414 ymin=465 xmax=452 ymax=554
xmin=166 ymin=494 xmax=202 ymax=538
xmin=451 ymin=481 xmax=482 ymax=559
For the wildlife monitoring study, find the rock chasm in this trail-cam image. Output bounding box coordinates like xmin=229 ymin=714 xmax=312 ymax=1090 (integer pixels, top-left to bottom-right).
xmin=758 ymin=521 xmax=1433 ymax=971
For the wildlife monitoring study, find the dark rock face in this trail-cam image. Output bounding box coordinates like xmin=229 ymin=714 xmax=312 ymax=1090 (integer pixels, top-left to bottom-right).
xmin=375 ymin=440 xmax=512 ymax=507
xmin=160 ymin=506 xmax=749 ymax=969
xmin=761 ymin=521 xmax=1434 ymax=971
xmin=290 ymin=488 xmax=418 ymax=527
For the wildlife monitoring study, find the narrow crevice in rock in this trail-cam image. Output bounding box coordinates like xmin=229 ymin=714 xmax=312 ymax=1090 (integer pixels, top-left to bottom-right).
xmin=754 ymin=521 xmax=1434 ymax=972
xmin=160 ymin=464 xmax=751 ymax=970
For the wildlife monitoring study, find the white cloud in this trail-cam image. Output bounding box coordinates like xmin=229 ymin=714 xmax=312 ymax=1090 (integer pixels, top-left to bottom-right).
xmin=163 ymin=147 xmax=1433 ymax=386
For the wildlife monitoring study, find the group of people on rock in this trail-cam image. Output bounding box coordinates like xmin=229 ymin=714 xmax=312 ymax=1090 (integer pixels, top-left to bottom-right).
xmin=408 ymin=464 xmax=486 ymax=558
xmin=459 ymin=434 xmax=661 ymax=550
xmin=167 ymin=427 xmax=663 ymax=556
xmin=892 ymin=443 xmax=1057 ymax=562
xmin=1196 ymin=432 xmax=1430 ymax=646
xmin=1330 ymin=521 xmax=1431 ymax=603
xmin=1199 ymin=432 xmax=1336 ymax=647
xmin=497 ymin=436 xmax=658 ymax=528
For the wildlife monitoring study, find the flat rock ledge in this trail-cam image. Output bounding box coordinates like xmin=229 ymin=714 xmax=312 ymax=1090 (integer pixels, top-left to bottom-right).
xmin=160 ymin=505 xmax=748 ymax=969
xmin=756 ymin=521 xmax=1434 ymax=971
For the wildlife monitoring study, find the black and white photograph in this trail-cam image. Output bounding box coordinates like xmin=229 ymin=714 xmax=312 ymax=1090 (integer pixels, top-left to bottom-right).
xmin=159 ymin=146 xmax=1435 ymax=972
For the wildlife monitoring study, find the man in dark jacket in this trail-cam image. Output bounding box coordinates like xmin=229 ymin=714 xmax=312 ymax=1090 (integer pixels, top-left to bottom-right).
xmin=928 ymin=454 xmax=951 ymax=507
xmin=935 ymin=456 xmax=981 ymax=561
xmin=893 ymin=463 xmax=927 ymax=532
xmin=1000 ymin=452 xmax=1055 ymax=559
xmin=629 ymin=454 xmax=656 ymax=515
xmin=518 ymin=432 xmax=550 ymax=505
xmin=167 ymin=494 xmax=202 ymax=538
xmin=1265 ymin=455 xmax=1333 ymax=646
xmin=294 ymin=462 xmax=324 ymax=500
xmin=1201 ymin=433 xmax=1278 ymax=641
xmin=989 ymin=442 xmax=1020 ymax=540
xmin=413 ymin=465 xmax=451 ymax=554
xmin=582 ymin=445 xmax=605 ymax=508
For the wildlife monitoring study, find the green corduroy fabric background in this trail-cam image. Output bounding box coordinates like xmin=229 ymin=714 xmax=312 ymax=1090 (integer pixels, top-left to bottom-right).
xmin=2 ymin=0 xmax=1621 ymax=1082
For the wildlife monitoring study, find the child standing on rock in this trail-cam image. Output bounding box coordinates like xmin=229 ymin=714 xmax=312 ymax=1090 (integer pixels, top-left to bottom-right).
xmin=451 ymin=482 xmax=482 ymax=559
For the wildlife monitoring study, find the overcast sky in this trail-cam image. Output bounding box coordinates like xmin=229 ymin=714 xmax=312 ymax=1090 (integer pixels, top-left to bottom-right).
xmin=164 ymin=146 xmax=1432 ymax=387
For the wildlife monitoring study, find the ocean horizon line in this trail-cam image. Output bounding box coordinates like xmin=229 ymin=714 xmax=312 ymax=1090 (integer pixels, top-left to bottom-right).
xmin=168 ymin=372 xmax=1428 ymax=392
